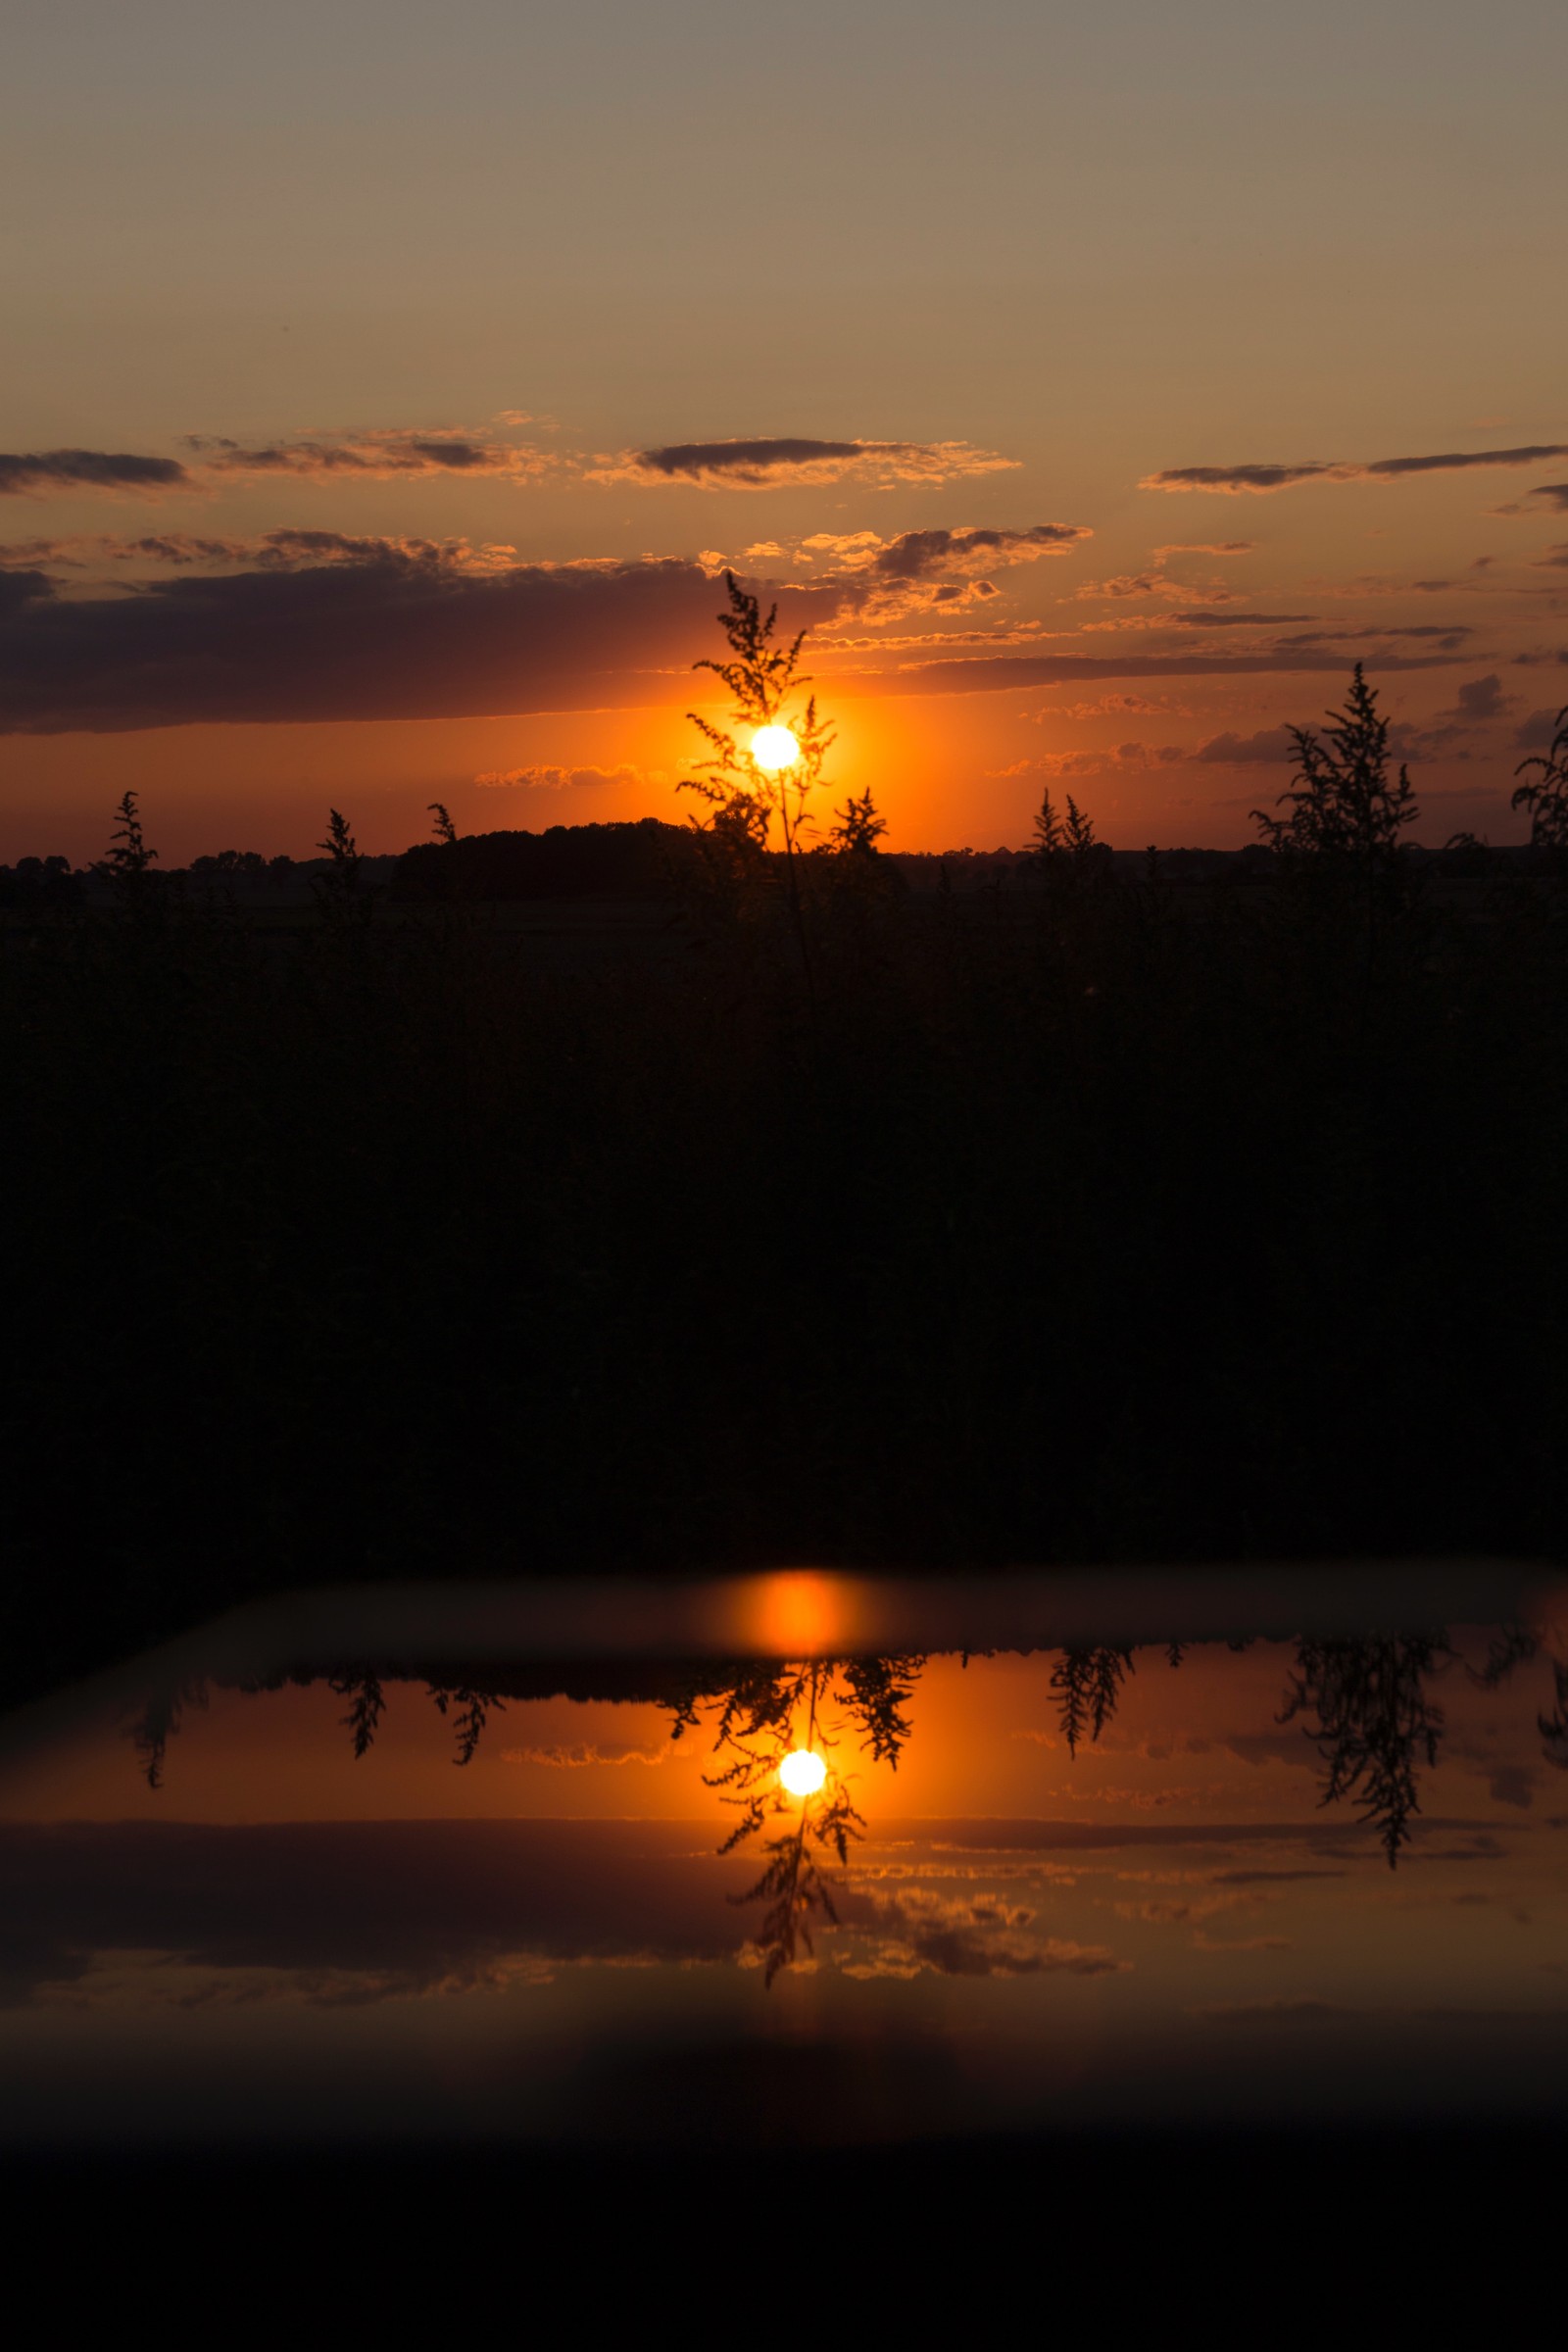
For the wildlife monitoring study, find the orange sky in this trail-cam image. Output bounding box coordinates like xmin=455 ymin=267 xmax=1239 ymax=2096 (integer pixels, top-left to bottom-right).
xmin=5 ymin=2 xmax=1568 ymax=863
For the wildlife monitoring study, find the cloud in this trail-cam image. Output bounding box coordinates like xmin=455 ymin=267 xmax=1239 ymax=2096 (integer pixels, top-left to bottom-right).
xmin=1208 ymin=1868 xmax=1347 ymax=1885
xmin=1483 ymin=1764 xmax=1540 ymax=1809
xmin=1273 ymin=625 xmax=1474 ymax=648
xmin=0 ymin=535 xmax=1475 ymax=736
xmin=1076 ymin=573 xmax=1238 ymax=606
xmin=1515 ymin=483 xmax=1568 ymax=513
xmin=498 ymin=1740 xmax=673 ymax=1765
xmin=851 ymin=523 xmax=1088 ymax=616
xmin=0 ymin=1818 xmax=763 ymax=2005
xmin=1193 ymin=726 xmax=1297 ymax=764
xmin=0 ymin=568 xmax=53 ymax=614
xmin=1195 ymin=1998 xmax=1358 ymax=2024
xmin=0 ymin=448 xmax=190 ymax=498
xmin=591 ymin=437 xmax=1019 ymax=489
xmin=1144 ymin=444 xmax=1568 ymax=495
xmin=1534 ymin=541 xmax=1568 ymax=571
xmin=842 ymin=646 xmax=1467 ymax=699
xmin=904 ymin=1928 xmax=1126 ymax=1978
xmin=1515 ymin=706 xmax=1568 ymax=751
xmin=1030 ymin=693 xmax=1194 ymax=720
xmin=855 ymin=1886 xmax=1128 ymax=1979
xmin=1167 ymin=611 xmax=1316 ymax=628
xmin=1075 ymin=539 xmax=1250 ymax=606
xmin=732 ymin=520 xmax=1092 ymax=622
xmin=997 ymin=743 xmax=1186 ymax=780
xmin=185 ymin=427 xmax=553 ymax=484
xmin=0 ymin=546 xmax=844 ymax=734
xmin=473 ymin=764 xmax=645 ymax=791
xmin=1 ymin=527 xmax=525 ymax=576
xmin=1442 ymin=672 xmax=1517 ymax=724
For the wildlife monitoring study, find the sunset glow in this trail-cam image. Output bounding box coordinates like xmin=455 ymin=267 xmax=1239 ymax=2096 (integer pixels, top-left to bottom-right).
xmin=778 ymin=1747 xmax=827 ymax=1797
xmin=750 ymin=726 xmax=801 ymax=774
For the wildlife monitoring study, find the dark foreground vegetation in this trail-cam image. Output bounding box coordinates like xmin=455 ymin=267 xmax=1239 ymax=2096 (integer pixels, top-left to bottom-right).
xmin=5 ymin=666 xmax=1568 ymax=1694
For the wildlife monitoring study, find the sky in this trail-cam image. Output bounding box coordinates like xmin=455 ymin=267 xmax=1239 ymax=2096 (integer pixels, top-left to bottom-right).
xmin=4 ymin=0 xmax=1568 ymax=861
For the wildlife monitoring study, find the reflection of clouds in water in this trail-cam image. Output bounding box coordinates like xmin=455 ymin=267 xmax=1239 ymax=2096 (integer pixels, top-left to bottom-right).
xmin=29 ymin=1945 xmax=682 ymax=2013
xmin=1115 ymin=1892 xmax=1276 ymax=1925
xmin=850 ymin=1860 xmax=1081 ymax=1886
xmin=499 ymin=1741 xmax=679 ymax=1768
xmin=1196 ymin=1999 xmax=1360 ymax=2026
xmin=1058 ymin=1784 xmax=1224 ymax=1809
xmin=834 ymin=1883 xmax=1131 ymax=1982
xmin=0 ymin=1821 xmax=752 ymax=2009
xmin=842 ymin=1932 xmax=1127 ymax=1983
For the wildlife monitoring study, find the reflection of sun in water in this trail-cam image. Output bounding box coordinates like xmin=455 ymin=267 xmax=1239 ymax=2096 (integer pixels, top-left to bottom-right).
xmin=778 ymin=1747 xmax=827 ymax=1797
xmin=751 ymin=724 xmax=801 ymax=773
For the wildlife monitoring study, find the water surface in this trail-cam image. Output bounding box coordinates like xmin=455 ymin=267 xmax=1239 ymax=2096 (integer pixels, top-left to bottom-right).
xmin=3 ymin=1566 xmax=1564 ymax=2151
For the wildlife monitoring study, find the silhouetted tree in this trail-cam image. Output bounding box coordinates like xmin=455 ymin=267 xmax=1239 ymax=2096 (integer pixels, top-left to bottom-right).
xmin=829 ymin=787 xmax=888 ymax=858
xmin=1512 ymin=704 xmax=1568 ymax=860
xmin=1253 ymin=665 xmax=1418 ymax=869
xmin=1032 ymin=787 xmax=1099 ymax=867
xmin=427 ymin=802 xmax=458 ymax=845
xmin=313 ymin=807 xmax=365 ymax=921
xmin=94 ymin=790 xmax=160 ymax=905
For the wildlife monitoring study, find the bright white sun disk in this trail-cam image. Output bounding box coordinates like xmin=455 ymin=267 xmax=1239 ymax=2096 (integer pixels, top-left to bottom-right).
xmin=751 ymin=724 xmax=801 ymax=773
xmin=779 ymin=1747 xmax=827 ymax=1796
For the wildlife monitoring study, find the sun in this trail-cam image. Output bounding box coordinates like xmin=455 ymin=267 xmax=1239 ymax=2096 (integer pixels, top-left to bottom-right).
xmin=751 ymin=724 xmax=801 ymax=773
xmin=778 ymin=1747 xmax=827 ymax=1797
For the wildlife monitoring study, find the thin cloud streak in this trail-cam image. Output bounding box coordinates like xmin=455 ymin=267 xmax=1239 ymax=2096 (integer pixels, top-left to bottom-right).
xmin=1144 ymin=445 xmax=1568 ymax=495
xmin=185 ymin=428 xmax=554 ymax=484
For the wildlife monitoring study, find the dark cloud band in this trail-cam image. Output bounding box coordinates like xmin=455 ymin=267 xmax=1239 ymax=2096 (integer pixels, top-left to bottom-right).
xmin=0 ymin=449 xmax=189 ymax=497
xmin=0 ymin=546 xmax=1467 ymax=736
xmin=1144 ymin=444 xmax=1568 ymax=495
xmin=600 ymin=436 xmax=1018 ymax=488
xmin=0 ymin=552 xmax=839 ymax=734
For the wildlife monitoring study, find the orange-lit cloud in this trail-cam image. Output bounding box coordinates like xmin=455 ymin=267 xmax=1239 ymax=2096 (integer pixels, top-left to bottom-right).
xmin=184 ymin=426 xmax=554 ymax=484
xmin=589 ymin=436 xmax=1019 ymax=489
xmin=1 ymin=528 xmax=524 ymax=574
xmin=726 ymin=521 xmax=1093 ymax=623
xmin=473 ymin=762 xmax=650 ymax=790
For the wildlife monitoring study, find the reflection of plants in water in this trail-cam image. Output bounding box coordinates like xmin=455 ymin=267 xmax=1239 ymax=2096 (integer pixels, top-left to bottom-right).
xmin=133 ymin=1622 xmax=1568 ymax=1884
xmin=129 ymin=1679 xmax=207 ymax=1788
xmin=1051 ymin=1647 xmax=1135 ymax=1757
xmin=427 ymin=1683 xmax=502 ymax=1765
xmin=1279 ymin=1637 xmax=1449 ymax=1867
xmin=329 ymin=1672 xmax=386 ymax=1759
xmin=669 ymin=1655 xmax=921 ymax=1985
